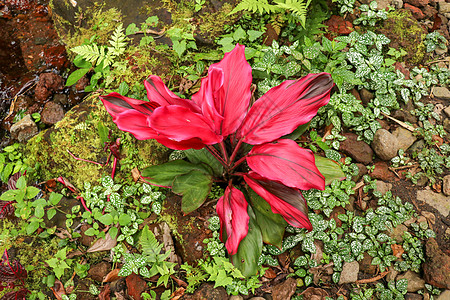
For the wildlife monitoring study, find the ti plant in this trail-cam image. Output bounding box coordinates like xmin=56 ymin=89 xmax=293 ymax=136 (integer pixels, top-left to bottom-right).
xmin=0 ymin=250 xmax=29 ymax=300
xmin=101 ymin=44 xmax=344 ymax=275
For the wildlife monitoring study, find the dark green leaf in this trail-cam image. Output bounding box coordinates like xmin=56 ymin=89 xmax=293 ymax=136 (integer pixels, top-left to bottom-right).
xmin=65 ymin=68 xmax=90 ymax=86
xmin=282 ymin=122 xmax=310 ymax=140
xmin=247 ymin=188 xmax=286 ymax=248
xmin=172 ymin=170 xmax=212 ymax=214
xmin=231 ymin=206 xmax=263 ymax=277
xmin=314 ymin=156 xmax=345 ymax=185
xmin=184 ymin=148 xmax=223 ymax=177
xmin=141 ymin=160 xmax=209 ymax=187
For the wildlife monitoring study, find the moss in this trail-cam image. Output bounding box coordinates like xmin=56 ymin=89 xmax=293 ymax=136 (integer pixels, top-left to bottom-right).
xmin=379 ymin=10 xmax=427 ymax=65
xmin=197 ymin=3 xmax=236 ymax=40
xmin=24 ymin=95 xmax=169 ymax=188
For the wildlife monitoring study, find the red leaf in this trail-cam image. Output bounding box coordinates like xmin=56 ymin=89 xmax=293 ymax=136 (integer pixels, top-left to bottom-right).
xmin=150 ymin=105 xmax=222 ymax=146
xmin=7 ymin=172 xmax=22 ymax=190
xmin=0 ymin=250 xmax=27 ymax=285
xmin=247 ymin=139 xmax=325 ymax=191
xmin=144 ymin=76 xmax=201 ymax=113
xmin=238 ymin=73 xmax=333 ymax=145
xmin=101 ymin=92 xmax=158 ymax=116
xmin=0 ymin=289 xmax=29 ymax=300
xmin=244 ymin=172 xmax=312 ymax=230
xmin=216 ymin=186 xmax=249 ymax=255
xmin=0 ymin=201 xmax=15 ymax=219
xmin=192 ymin=44 xmax=252 ymax=137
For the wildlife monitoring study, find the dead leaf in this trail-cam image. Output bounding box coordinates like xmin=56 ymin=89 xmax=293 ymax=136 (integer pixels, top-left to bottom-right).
xmin=103 ymin=269 xmax=121 ymax=283
xmin=300 ymin=287 xmax=329 ymax=300
xmin=170 ymin=275 xmax=187 ymax=288
xmin=131 ymin=167 xmax=140 ymax=183
xmin=54 ymin=228 xmax=72 ymax=240
xmin=99 ymin=285 xmax=111 ymax=300
xmin=170 ymin=287 xmax=186 ymax=300
xmin=114 ymin=291 xmax=125 ymax=300
xmin=153 ymin=223 xmax=178 ymax=263
xmin=88 ymin=232 xmax=117 ymax=253
xmin=322 ymin=124 xmax=334 ymax=142
xmin=421 ymin=211 xmax=436 ymax=225
xmin=391 ymin=244 xmax=404 ymax=258
xmin=50 ymin=279 xmax=66 ymax=300
xmin=264 ymin=267 xmax=277 ymax=279
xmin=66 ymin=249 xmax=83 ymax=259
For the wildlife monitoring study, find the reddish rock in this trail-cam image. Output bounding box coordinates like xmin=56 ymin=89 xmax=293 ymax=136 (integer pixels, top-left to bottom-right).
xmin=325 ymin=15 xmax=353 ymax=36
xmin=75 ymin=75 xmax=90 ymax=92
xmin=44 ymin=44 xmax=69 ymax=70
xmin=79 ymin=224 xmax=95 ymax=247
xmin=359 ymin=252 xmax=378 ymax=274
xmin=88 ymin=261 xmax=111 ymax=282
xmin=41 ymin=101 xmax=65 ymax=125
xmin=263 ymin=23 xmax=279 ymax=46
xmin=34 ymin=72 xmax=64 ymax=102
xmin=405 ymin=0 xmax=429 ymax=7
xmin=339 ymin=133 xmax=374 ymax=164
xmin=125 ymin=273 xmax=147 ymax=300
xmin=371 ymin=161 xmax=396 ymax=181
xmin=350 ymin=88 xmax=362 ymax=102
xmin=405 ymin=4 xmax=426 ymax=19
xmin=423 ymin=238 xmax=450 ymax=289
xmin=422 ymin=5 xmax=438 ymax=18
xmin=272 ymin=277 xmax=297 ymax=300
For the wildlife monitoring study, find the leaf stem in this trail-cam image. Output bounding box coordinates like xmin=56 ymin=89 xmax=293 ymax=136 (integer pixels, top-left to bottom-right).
xmin=229 ymin=138 xmax=243 ymax=167
xmin=230 ymin=155 xmax=247 ymax=171
xmin=219 ymin=141 xmax=229 ymax=164
xmin=205 ymin=145 xmax=228 ymax=167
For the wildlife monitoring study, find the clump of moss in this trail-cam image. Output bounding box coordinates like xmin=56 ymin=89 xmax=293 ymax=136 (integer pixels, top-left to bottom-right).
xmin=378 ymin=9 xmax=427 ymax=65
xmin=197 ymin=3 xmax=237 ymax=41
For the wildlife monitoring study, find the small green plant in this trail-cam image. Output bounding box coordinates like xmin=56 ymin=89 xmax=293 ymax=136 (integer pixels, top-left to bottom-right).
xmin=353 ymin=1 xmax=388 ymax=27
xmin=424 ymin=31 xmax=447 ymax=53
xmin=45 ymin=248 xmax=71 ymax=279
xmin=0 ymin=143 xmax=27 ymax=183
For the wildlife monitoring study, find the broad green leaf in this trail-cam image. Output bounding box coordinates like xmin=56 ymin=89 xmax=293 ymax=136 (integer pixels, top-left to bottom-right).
xmin=314 ymin=156 xmax=346 ymax=185
xmin=282 ymin=121 xmax=310 ymax=140
xmin=73 ymin=55 xmax=92 ymax=69
xmin=84 ymin=228 xmax=97 ymax=236
xmin=98 ymin=214 xmax=114 ymax=226
xmin=0 ymin=190 xmax=17 ymax=201
xmin=47 ymin=208 xmax=56 ymax=220
xmin=109 ymin=227 xmax=118 ymax=239
xmin=231 ymin=206 xmax=263 ymax=277
xmin=248 ymin=188 xmax=286 ymax=248
xmin=26 ymin=186 xmax=41 ymax=199
xmin=49 ymin=192 xmax=63 ymax=206
xmin=172 ymin=170 xmax=212 ymax=214
xmin=184 ymin=148 xmax=223 ymax=177
xmin=65 ymin=68 xmax=90 ymax=86
xmin=97 ymin=122 xmax=110 ymax=145
xmin=16 ymin=176 xmax=27 ymax=190
xmin=141 ymin=160 xmax=209 ymax=187
xmin=118 ymin=214 xmax=132 ymax=226
xmin=26 ymin=221 xmax=40 ymax=234
xmin=172 ymin=39 xmax=187 ymax=57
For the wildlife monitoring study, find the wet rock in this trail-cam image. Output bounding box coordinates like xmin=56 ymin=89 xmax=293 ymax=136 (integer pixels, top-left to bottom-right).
xmin=397 ymin=271 xmax=425 ymax=292
xmin=88 ymin=261 xmax=111 ymax=282
xmin=43 ymin=197 xmax=79 ymax=228
xmin=377 ymin=0 xmax=394 ymax=10
xmin=41 ymin=101 xmax=65 ymax=125
xmin=34 ymin=72 xmax=64 ymax=102
xmin=416 ymin=190 xmax=450 ymax=217
xmin=43 ymin=44 xmax=69 ymax=70
xmin=34 ymin=37 xmax=47 ymax=45
xmin=183 ymin=283 xmax=227 ymax=300
xmin=394 ymin=100 xmax=417 ymax=124
xmin=372 ymin=129 xmax=400 ymax=161
xmin=405 ymin=293 xmax=423 ymax=300
xmin=423 ymin=238 xmax=450 ymax=289
xmin=125 ymin=272 xmax=147 ymax=300
xmin=437 ymin=290 xmax=450 ymax=300
xmin=13 ymin=95 xmax=33 ymax=113
xmin=53 ymin=94 xmax=68 ymax=106
xmin=433 ymin=86 xmax=450 ymax=100
xmin=10 ymin=114 xmax=38 ymax=142
xmin=371 ymin=161 xmax=396 ymax=181
xmin=340 ymin=133 xmax=374 ymax=164
xmin=339 ymin=261 xmax=359 ymax=284
xmin=324 ymin=15 xmax=353 ymax=36
xmin=443 ymin=118 xmax=450 ymax=134
xmin=443 ymin=175 xmax=450 ymax=196
xmin=404 ymin=0 xmax=429 ymax=7
xmin=272 ymin=277 xmax=297 ymax=300
xmin=388 ymin=224 xmax=408 ymax=243
xmin=408 ymin=139 xmax=425 ymax=155
xmin=376 ymin=181 xmax=393 ymax=195
xmin=392 ymin=127 xmax=417 ymax=151
xmin=359 ymin=88 xmax=374 ymax=106
xmin=405 ymin=3 xmax=426 ymax=19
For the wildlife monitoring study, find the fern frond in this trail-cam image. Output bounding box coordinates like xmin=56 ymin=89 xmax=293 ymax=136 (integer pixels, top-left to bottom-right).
xmin=108 ymin=24 xmax=127 ymax=56
xmin=139 ymin=226 xmax=164 ymax=259
xmin=230 ymin=0 xmax=279 ymax=15
xmin=275 ymin=0 xmax=310 ymax=26
xmin=70 ymin=44 xmax=104 ymax=66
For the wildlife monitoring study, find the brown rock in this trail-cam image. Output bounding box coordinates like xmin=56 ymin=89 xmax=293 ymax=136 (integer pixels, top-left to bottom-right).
xmin=360 ymin=88 xmax=374 ymax=106
xmin=397 ymin=271 xmax=425 ymax=292
xmin=325 ymin=15 xmax=353 ymax=36
xmin=10 ymin=114 xmax=38 ymax=142
xmin=423 ymin=4 xmax=439 ymax=18
xmin=359 ymin=252 xmax=377 ymax=275
xmin=34 ymin=72 xmax=64 ymax=102
xmin=392 ymin=127 xmax=417 ymax=151
xmin=372 ymin=129 xmax=400 ymax=161
xmin=79 ymin=224 xmax=96 ymax=247
xmin=423 ymin=238 xmax=450 ymax=289
xmin=339 ymin=261 xmax=359 ymax=284
xmin=272 ymin=277 xmax=297 ymax=300
xmin=88 ymin=261 xmax=111 ymax=282
xmin=405 ymin=0 xmax=429 ymax=7
xmin=371 ymin=161 xmax=396 ymax=181
xmin=443 ymin=175 xmax=450 ymax=196
xmin=182 ymin=283 xmax=227 ymax=300
xmin=125 ymin=273 xmax=147 ymax=300
xmin=41 ymin=101 xmax=65 ymax=125
xmin=340 ymin=133 xmax=374 ymax=164
xmin=405 ymin=3 xmax=426 ymax=19
xmin=405 ymin=293 xmax=423 ymax=300
xmin=352 ymin=163 xmax=368 ymax=182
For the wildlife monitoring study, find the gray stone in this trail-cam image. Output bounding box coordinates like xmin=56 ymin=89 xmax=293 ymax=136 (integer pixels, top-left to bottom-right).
xmin=433 ymin=86 xmax=450 ymax=100
xmin=443 ymin=175 xmax=450 ymax=196
xmin=439 ymin=2 xmax=450 ymax=14
xmin=397 ymin=271 xmax=425 ymax=292
xmin=416 ymin=190 xmax=450 ymax=217
xmin=444 ymin=118 xmax=450 ymax=134
xmin=53 ymin=93 xmax=69 ymax=106
xmin=405 ymin=293 xmax=423 ymax=300
xmin=10 ymin=114 xmax=38 ymax=142
xmin=372 ymin=129 xmax=400 ymax=160
xmin=389 ymin=224 xmax=408 ymax=243
xmin=392 ymin=0 xmax=404 ymax=9
xmin=392 ymin=127 xmax=417 ymax=151
xmin=376 ymin=181 xmax=393 ymax=195
xmin=41 ymin=101 xmax=65 ymax=125
xmin=339 ymin=261 xmax=359 ymax=284
xmin=437 ymin=290 xmax=450 ymax=300
xmin=444 ymin=106 xmax=450 ymax=118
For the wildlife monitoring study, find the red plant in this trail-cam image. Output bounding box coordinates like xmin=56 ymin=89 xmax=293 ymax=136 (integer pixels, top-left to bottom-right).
xmin=101 ymin=44 xmax=336 ymax=275
xmin=0 ymin=250 xmax=29 ymax=300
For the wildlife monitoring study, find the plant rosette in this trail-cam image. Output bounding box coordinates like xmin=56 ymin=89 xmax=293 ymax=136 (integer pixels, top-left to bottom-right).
xmin=101 ymin=44 xmax=342 ymax=276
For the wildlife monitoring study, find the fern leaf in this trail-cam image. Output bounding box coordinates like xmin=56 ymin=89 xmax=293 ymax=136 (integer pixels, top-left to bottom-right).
xmin=139 ymin=226 xmax=163 ymax=259
xmin=230 ymin=0 xmax=279 ymax=15
xmin=108 ymin=24 xmax=127 ymax=56
xmin=275 ymin=0 xmax=311 ymax=26
xmin=70 ymin=44 xmax=108 ymax=67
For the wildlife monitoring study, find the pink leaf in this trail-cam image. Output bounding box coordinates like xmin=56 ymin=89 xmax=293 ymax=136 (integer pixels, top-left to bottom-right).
xmin=144 ymin=76 xmax=201 ymax=113
xmin=216 ymin=186 xmax=249 ymax=255
xmin=108 ymin=109 xmax=157 ymax=140
xmin=238 ymin=73 xmax=333 ymax=144
xmin=0 ymin=201 xmax=15 ymax=219
xmin=244 ymin=172 xmax=312 ymax=230
xmin=150 ymin=105 xmax=222 ymax=146
xmin=101 ymin=92 xmax=159 ymax=116
xmin=247 ymin=139 xmax=325 ymax=191
xmin=0 ymin=289 xmax=29 ymax=300
xmin=192 ymin=44 xmax=252 ymax=137
xmin=0 ymin=250 xmax=27 ymax=285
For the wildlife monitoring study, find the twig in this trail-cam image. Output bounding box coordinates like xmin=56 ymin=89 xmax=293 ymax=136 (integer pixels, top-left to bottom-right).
xmin=67 ymin=150 xmax=103 ymax=166
xmin=355 ymin=271 xmax=390 ymax=284
xmin=389 ymin=164 xmax=418 ymax=171
xmin=352 ymin=180 xmax=365 ymax=191
xmin=380 ymin=112 xmax=415 ymax=132
xmin=425 ymin=57 xmax=450 ymax=65
xmin=132 ymin=29 xmax=165 ymax=38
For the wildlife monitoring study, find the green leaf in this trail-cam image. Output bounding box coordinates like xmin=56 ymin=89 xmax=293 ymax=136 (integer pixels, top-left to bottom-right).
xmin=172 ymin=39 xmax=187 ymax=57
xmin=49 ymin=192 xmax=63 ymax=206
xmin=65 ymin=68 xmax=90 ymax=86
xmin=231 ymin=206 xmax=263 ymax=277
xmin=109 ymin=227 xmax=118 ymax=239
xmin=84 ymin=228 xmax=97 ymax=236
xmin=247 ymin=30 xmax=263 ymax=42
xmin=27 ymin=221 xmax=40 ymax=234
xmin=248 ymin=188 xmax=286 ymax=248
xmin=184 ymin=148 xmax=224 ymax=176
xmin=172 ymin=170 xmax=212 ymax=214
xmin=233 ymin=26 xmax=247 ymax=41
xmin=141 ymin=160 xmax=209 ymax=187
xmin=97 ymin=121 xmax=110 ymax=145
xmin=119 ymin=214 xmax=132 ymax=226
xmin=47 ymin=208 xmax=57 ymax=220
xmin=98 ymin=214 xmax=114 ymax=226
xmin=283 ymin=122 xmax=310 ymax=140
xmin=26 ymin=186 xmax=41 ymax=199
xmin=118 ymin=81 xmax=129 ymax=95
xmin=0 ymin=190 xmax=17 ymax=201
xmin=314 ymin=156 xmax=346 ymax=185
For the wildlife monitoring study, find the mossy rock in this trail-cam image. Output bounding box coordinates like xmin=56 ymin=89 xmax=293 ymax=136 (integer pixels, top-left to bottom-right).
xmin=24 ymin=94 xmax=169 ymax=188
xmin=378 ymin=9 xmax=428 ymax=65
